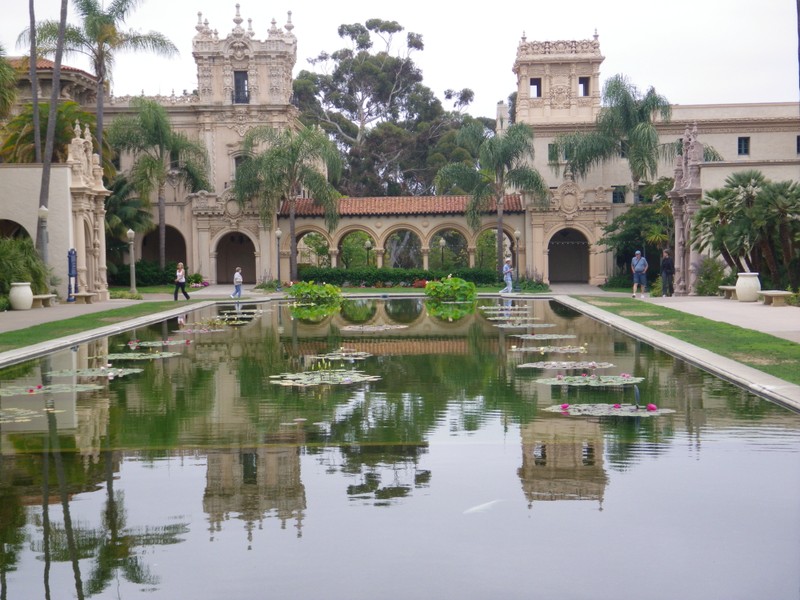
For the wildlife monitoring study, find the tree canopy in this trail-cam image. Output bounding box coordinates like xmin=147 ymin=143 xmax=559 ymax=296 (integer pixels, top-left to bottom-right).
xmin=435 ymin=122 xmax=548 ymax=273
xmin=692 ymin=170 xmax=800 ymax=291
xmin=293 ymin=18 xmax=478 ymax=197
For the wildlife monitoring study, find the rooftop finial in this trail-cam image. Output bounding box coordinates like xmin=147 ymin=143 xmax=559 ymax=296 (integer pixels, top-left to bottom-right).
xmin=593 ymin=29 xmax=598 ymax=41
xmin=285 ymin=10 xmax=294 ymax=33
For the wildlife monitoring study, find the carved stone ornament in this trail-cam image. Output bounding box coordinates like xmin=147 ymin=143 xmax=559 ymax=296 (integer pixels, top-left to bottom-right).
xmin=225 ymin=199 xmax=242 ymax=218
xmin=550 ymin=85 xmax=571 ymax=109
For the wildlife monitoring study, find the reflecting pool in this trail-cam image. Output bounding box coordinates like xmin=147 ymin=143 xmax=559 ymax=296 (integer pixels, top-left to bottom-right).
xmin=1 ymin=298 xmax=799 ymax=600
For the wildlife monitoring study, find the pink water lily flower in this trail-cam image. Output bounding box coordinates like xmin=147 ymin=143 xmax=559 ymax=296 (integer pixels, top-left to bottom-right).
xmin=646 ymin=403 xmax=658 ymax=411
xmin=613 ymin=403 xmax=621 ymax=409
xmin=560 ymin=403 xmax=570 ymax=410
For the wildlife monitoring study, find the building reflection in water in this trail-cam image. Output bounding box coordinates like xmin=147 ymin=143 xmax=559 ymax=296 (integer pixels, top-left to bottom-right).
xmin=518 ymin=417 xmax=607 ymax=508
xmin=203 ymin=429 xmax=307 ymax=546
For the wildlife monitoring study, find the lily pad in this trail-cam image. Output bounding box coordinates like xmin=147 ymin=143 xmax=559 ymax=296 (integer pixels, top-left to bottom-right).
xmin=310 ymin=349 xmax=373 ymax=362
xmin=269 ymin=369 xmax=381 ymax=388
xmin=340 ymin=324 xmax=408 ymax=332
xmin=0 ymin=383 xmax=104 ymax=397
xmin=47 ymin=367 xmax=144 ymax=378
xmin=508 ymin=345 xmax=588 ymax=354
xmin=536 ymin=374 xmax=644 ymax=386
xmin=543 ymin=403 xmax=675 ymax=417
xmin=513 ymin=333 xmax=578 ymax=340
xmin=125 ymin=339 xmax=192 ymax=349
xmin=495 ymin=323 xmax=556 ymax=329
xmin=106 ymin=351 xmax=183 ymax=361
xmin=517 ymin=361 xmax=615 ymax=370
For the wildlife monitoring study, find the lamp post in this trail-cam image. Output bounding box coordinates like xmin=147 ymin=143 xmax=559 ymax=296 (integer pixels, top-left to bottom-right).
xmin=514 ymin=230 xmax=521 ymax=286
xmin=37 ymin=205 xmax=49 ymax=265
xmin=438 ymin=237 xmax=446 ymax=269
xmin=364 ymin=239 xmax=372 ymax=267
xmin=127 ymin=229 xmax=137 ymax=294
xmin=275 ymin=228 xmax=282 ymax=291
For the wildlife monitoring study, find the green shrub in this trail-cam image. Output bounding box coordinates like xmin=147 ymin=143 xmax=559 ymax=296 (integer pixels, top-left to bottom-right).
xmin=186 ymin=272 xmax=204 ymax=285
xmin=298 ymin=266 xmax=497 ymax=287
xmin=286 ymin=281 xmax=343 ymax=305
xmin=424 ymin=276 xmax=477 ymax=303
xmin=0 ymin=237 xmax=49 ymax=295
xmin=695 ymin=257 xmax=734 ymax=296
xmin=109 ymin=260 xmax=177 ymax=287
xmin=0 ymin=296 xmax=10 ymax=312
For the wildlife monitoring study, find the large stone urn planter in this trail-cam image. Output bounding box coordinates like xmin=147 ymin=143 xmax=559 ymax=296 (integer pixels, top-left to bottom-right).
xmin=735 ymin=272 xmax=761 ymax=302
xmin=9 ymin=282 xmax=34 ymax=310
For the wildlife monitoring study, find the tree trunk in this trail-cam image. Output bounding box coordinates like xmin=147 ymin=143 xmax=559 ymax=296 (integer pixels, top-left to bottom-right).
xmin=36 ymin=0 xmax=68 ymax=267
xmin=158 ymin=184 xmax=166 ymax=269
xmin=495 ymin=195 xmax=505 ymax=276
xmin=95 ymin=70 xmax=104 ymax=163
xmin=28 ymin=0 xmax=41 ymax=163
xmin=289 ymin=198 xmax=297 ymax=281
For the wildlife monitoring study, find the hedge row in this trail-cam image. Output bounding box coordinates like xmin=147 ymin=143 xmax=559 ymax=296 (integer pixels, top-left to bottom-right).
xmin=297 ymin=266 xmax=500 ymax=287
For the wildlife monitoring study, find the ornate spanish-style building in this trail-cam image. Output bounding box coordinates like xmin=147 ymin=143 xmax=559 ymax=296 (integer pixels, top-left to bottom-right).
xmin=2 ymin=10 xmax=799 ymax=299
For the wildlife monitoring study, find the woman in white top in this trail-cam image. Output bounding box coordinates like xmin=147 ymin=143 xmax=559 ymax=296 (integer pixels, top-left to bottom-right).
xmin=174 ymin=262 xmax=190 ymax=300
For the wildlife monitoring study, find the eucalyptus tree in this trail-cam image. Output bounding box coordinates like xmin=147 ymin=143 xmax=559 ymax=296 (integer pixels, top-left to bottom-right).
xmin=293 ymin=18 xmax=474 ymax=196
xmin=233 ymin=126 xmax=342 ymax=281
xmin=22 ymin=0 xmax=178 ymax=155
xmin=107 ymin=98 xmax=209 ymax=268
xmin=435 ymin=122 xmax=548 ymax=274
xmin=550 ymin=74 xmax=672 ymax=203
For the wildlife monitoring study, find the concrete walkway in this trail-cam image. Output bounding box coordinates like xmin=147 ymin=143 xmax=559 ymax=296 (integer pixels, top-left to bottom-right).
xmin=1 ymin=283 xmax=798 ymax=411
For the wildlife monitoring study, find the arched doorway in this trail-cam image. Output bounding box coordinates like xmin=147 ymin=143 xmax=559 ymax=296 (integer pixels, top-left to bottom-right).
xmin=548 ymin=228 xmax=589 ymax=283
xmin=216 ymin=231 xmax=256 ymax=283
xmin=0 ymin=220 xmax=30 ymax=239
xmin=141 ymin=225 xmax=188 ymax=266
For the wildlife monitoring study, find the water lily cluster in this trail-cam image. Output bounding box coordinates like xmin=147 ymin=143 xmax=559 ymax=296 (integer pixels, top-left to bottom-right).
xmin=536 ymin=373 xmax=644 ymax=387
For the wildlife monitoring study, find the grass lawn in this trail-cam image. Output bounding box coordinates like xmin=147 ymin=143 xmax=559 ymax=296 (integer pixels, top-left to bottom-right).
xmin=576 ymin=295 xmax=800 ymax=385
xmin=0 ymin=301 xmax=184 ymax=353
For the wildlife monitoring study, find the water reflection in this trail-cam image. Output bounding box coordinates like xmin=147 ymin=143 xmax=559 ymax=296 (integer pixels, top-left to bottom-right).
xmin=0 ymin=298 xmax=798 ymax=599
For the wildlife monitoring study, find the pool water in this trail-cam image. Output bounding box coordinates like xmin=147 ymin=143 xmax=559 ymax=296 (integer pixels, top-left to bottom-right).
xmin=1 ymin=298 xmax=798 ymax=600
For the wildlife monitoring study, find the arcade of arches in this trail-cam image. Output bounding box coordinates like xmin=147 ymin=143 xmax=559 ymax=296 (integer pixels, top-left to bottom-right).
xmin=176 ymin=184 xmax=611 ymax=286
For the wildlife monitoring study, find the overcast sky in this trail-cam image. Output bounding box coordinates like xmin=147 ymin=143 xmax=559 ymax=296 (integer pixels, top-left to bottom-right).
xmin=2 ymin=0 xmax=798 ymax=119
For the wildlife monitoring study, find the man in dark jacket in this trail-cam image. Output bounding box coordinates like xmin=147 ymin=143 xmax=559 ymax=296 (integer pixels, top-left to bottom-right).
xmin=661 ymin=249 xmax=675 ymax=297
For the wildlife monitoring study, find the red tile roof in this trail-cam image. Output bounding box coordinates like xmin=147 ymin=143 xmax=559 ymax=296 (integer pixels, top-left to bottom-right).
xmin=281 ymin=194 xmax=525 ymax=217
xmin=8 ymin=56 xmax=96 ymax=80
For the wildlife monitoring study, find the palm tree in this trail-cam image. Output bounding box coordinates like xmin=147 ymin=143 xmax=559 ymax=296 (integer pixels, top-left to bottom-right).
xmin=0 ymin=101 xmax=113 ymax=169
xmin=104 ymin=173 xmax=154 ymax=277
xmin=22 ymin=0 xmax=178 ymax=155
xmin=107 ymin=98 xmax=209 ymax=268
xmin=233 ymin=126 xmax=342 ymax=281
xmin=551 ymin=74 xmax=672 ymax=204
xmin=435 ymin=122 xmax=548 ymax=274
xmin=0 ymin=44 xmax=17 ymax=119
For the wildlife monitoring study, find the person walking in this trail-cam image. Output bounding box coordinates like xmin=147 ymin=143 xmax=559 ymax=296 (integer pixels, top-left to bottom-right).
xmin=231 ymin=267 xmax=243 ymax=299
xmin=660 ymin=249 xmax=675 ymax=297
xmin=631 ymin=250 xmax=648 ymax=298
xmin=174 ymin=261 xmax=190 ymax=301
xmin=500 ymin=257 xmax=513 ymax=294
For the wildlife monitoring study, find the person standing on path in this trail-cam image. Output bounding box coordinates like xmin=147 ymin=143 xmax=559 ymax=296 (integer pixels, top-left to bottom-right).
xmin=660 ymin=249 xmax=675 ymax=297
xmin=231 ymin=267 xmax=243 ymax=299
xmin=500 ymin=257 xmax=513 ymax=294
xmin=174 ymin=262 xmax=190 ymax=301
xmin=631 ymin=250 xmax=648 ymax=298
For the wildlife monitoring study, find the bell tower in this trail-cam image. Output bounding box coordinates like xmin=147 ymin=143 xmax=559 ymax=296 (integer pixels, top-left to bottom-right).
xmin=512 ymin=32 xmax=603 ymax=124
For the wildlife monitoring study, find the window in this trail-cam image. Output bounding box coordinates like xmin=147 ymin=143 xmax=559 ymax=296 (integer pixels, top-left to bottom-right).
xmin=530 ymin=77 xmax=542 ymax=98
xmin=548 ymin=144 xmax=558 ymax=162
xmin=612 ymin=186 xmax=626 ymax=204
xmin=578 ymin=76 xmax=590 ymax=97
xmin=233 ymin=70 xmax=249 ymax=104
xmin=737 ymin=136 xmax=750 ymax=156
xmin=796 ymin=135 xmax=800 ymax=154
xmin=619 ymin=140 xmax=628 ymax=159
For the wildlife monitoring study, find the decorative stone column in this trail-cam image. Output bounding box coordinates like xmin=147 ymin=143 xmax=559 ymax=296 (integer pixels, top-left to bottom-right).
xmin=467 ymin=246 xmax=476 ymax=268
xmin=329 ymin=248 xmax=339 ymax=268
xmin=376 ymin=249 xmax=385 ymax=268
xmin=421 ymin=248 xmax=429 ymax=271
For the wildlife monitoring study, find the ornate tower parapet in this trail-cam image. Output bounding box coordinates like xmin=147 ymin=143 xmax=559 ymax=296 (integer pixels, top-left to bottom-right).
xmin=192 ymin=5 xmax=297 ymax=106
xmin=512 ymin=31 xmax=603 ymax=124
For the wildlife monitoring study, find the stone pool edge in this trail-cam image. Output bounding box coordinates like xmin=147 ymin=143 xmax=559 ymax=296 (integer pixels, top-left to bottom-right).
xmin=553 ymin=294 xmax=800 ymax=413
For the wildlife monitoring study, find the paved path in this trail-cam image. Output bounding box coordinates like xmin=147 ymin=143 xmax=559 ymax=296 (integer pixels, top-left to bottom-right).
xmin=1 ymin=284 xmax=798 ymax=410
